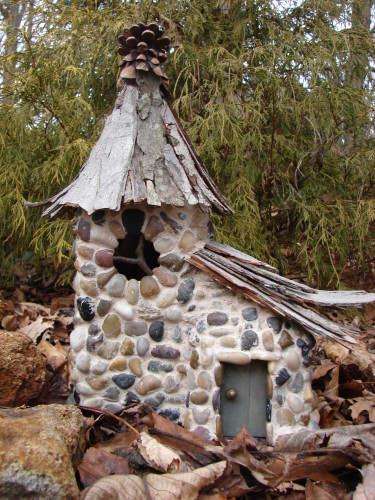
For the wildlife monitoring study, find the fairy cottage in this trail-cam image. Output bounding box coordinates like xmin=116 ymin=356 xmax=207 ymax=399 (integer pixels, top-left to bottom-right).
xmin=29 ymin=23 xmax=375 ymax=444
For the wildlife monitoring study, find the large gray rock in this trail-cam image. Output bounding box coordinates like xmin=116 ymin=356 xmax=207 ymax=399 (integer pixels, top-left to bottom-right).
xmin=0 ymin=404 xmax=86 ymax=499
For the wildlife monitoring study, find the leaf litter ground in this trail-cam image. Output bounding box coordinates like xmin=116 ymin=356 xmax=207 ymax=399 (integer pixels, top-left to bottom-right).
xmin=1 ymin=282 xmax=375 ymax=499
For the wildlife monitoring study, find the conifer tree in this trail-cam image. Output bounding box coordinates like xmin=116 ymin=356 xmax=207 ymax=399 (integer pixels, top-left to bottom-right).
xmin=0 ymin=0 xmax=374 ymax=287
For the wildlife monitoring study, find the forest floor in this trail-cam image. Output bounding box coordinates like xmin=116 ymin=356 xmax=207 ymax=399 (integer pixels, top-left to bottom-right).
xmin=1 ymin=258 xmax=375 ymax=498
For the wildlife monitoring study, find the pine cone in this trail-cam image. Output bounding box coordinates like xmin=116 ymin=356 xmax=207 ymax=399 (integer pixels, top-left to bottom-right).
xmin=118 ymin=22 xmax=170 ymax=84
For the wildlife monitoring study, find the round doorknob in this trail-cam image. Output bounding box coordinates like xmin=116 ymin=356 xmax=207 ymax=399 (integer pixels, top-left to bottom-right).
xmin=225 ymin=388 xmax=237 ymax=400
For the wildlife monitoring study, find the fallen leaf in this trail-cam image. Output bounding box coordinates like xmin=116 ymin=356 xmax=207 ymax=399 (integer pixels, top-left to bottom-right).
xmin=349 ymin=398 xmax=375 ymax=423
xmin=19 ymin=316 xmax=54 ymax=343
xmin=224 ymin=424 xmax=257 ymax=454
xmin=137 ymin=432 xmax=181 ymax=472
xmin=305 ymin=479 xmax=349 ymax=500
xmin=37 ymin=339 xmax=67 ymax=372
xmin=313 ymin=363 xmax=337 ymax=380
xmin=353 ymin=463 xmax=375 ymax=500
xmin=1 ymin=314 xmax=18 ymax=331
xmin=82 ymin=460 xmax=228 ymax=500
xmin=78 ymin=447 xmax=132 ymax=488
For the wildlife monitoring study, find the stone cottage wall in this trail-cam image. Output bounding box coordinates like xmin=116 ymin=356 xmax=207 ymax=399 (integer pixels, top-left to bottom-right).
xmin=70 ymin=203 xmax=319 ymax=443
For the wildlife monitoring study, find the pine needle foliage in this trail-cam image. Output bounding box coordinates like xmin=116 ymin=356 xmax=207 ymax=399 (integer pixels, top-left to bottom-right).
xmin=0 ymin=0 xmax=374 ymax=287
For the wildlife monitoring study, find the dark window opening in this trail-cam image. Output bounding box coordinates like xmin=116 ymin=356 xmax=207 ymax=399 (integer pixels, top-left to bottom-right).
xmin=113 ymin=209 xmax=160 ymax=280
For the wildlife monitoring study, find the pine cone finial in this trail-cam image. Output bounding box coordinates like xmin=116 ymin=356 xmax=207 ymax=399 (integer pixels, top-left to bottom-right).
xmin=118 ymin=22 xmax=170 ymax=85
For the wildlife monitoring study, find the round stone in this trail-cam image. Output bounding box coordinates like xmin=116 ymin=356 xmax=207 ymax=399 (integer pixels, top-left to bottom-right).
xmin=70 ymin=326 xmax=87 ymax=352
xmin=103 ymin=386 xmax=120 ymax=402
xmin=212 ymin=389 xmax=220 ymax=413
xmin=97 ymin=299 xmax=112 ymax=317
xmin=137 ymin=300 xmax=162 ymax=320
xmin=97 ymin=342 xmax=119 ymax=360
xmin=190 ymin=350 xmax=199 ymax=369
xmin=147 ymin=360 xmax=173 ymax=373
xmin=88 ymin=323 xmax=100 ymax=335
xmin=275 ymin=368 xmax=291 ymax=386
xmin=193 ymin=408 xmax=210 ymax=425
xmin=112 ymin=373 xmax=136 ymax=389
xmin=158 ymin=408 xmax=180 ymax=422
xmin=197 ymin=371 xmax=212 ymax=390
xmin=137 ymin=337 xmax=150 ymax=356
xmin=109 ymin=358 xmax=127 ymax=371
xmin=109 ymin=220 xmax=126 ymax=239
xmin=172 ymin=325 xmax=183 ymax=343
xmin=128 ymin=357 xmax=142 ymax=376
xmin=278 ymin=330 xmax=294 ymax=349
xmin=267 ymin=317 xmax=282 ymax=333
xmin=166 ymin=308 xmax=182 ymax=322
xmin=151 ymin=345 xmax=180 ymax=359
xmin=149 ymin=321 xmax=164 ymax=342
xmin=86 ymin=332 xmax=103 ymax=353
xmin=153 ymin=267 xmax=178 ymax=287
xmin=275 ymin=386 xmax=286 ymax=405
xmin=123 ymin=391 xmax=140 ymax=406
xmin=286 ymin=350 xmax=301 ymax=371
xmin=156 ymin=290 xmax=176 ymax=309
xmin=190 ymin=391 xmax=208 ymax=405
xmin=214 ymin=365 xmax=224 ymax=386
xmin=77 ymin=297 xmax=95 ymax=321
xmin=154 ymin=236 xmax=174 ymax=254
xmin=92 ymin=361 xmax=109 ymax=374
xmin=266 ymin=375 xmax=273 ymax=398
xmin=135 ymin=375 xmax=161 ymax=395
xmin=164 ymin=375 xmax=180 ymax=393
xmin=288 ymin=372 xmax=304 ymax=393
xmin=145 ymin=393 xmax=165 ymax=409
xmin=207 ymin=312 xmax=229 ymax=326
xmin=78 ymin=245 xmax=94 ymax=259
xmin=209 ymin=327 xmax=233 ymax=337
xmin=216 ymin=352 xmax=250 ymax=365
xmin=241 ymin=331 xmax=259 ymax=350
xmin=84 ymin=397 xmax=103 ymax=408
xmin=303 ymin=384 xmax=314 ymax=403
xmin=177 ymin=278 xmax=195 ymax=304
xmin=144 ymin=216 xmax=164 ymax=241
xmin=102 ymin=314 xmax=121 ymax=338
xmin=126 ymin=279 xmax=139 ymax=305
xmin=95 ymin=249 xmax=114 ymax=268
xmin=197 ymin=320 xmax=206 ymax=333
xmin=242 ymin=307 xmax=258 ymax=321
xmin=140 ymin=276 xmax=160 ymax=298
xmin=186 ymin=369 xmax=197 ymax=389
xmin=220 ymin=337 xmax=236 ymax=348
xmin=262 ymin=330 xmax=274 ymax=351
xmin=179 ymin=230 xmax=195 ymax=252
xmin=287 ymin=394 xmax=304 ymax=413
xmin=107 ymin=275 xmax=127 ymax=297
xmin=86 ymin=375 xmax=108 ymax=390
xmin=80 ymin=280 xmax=98 ymax=297
xmin=158 ymin=253 xmax=184 ymax=271
xmin=276 ymin=408 xmax=296 ymax=426
xmin=81 ymin=263 xmax=96 ymax=277
xmin=78 ymin=218 xmax=91 ymax=241
xmin=113 ymin=303 xmax=132 ymax=321
xmin=75 ymin=383 xmax=94 ymax=396
xmin=124 ymin=320 xmax=147 ymax=337
xmin=76 ymin=352 xmax=90 ymax=372
xmin=97 ymin=269 xmax=117 ymax=288
xmin=121 ymin=338 xmax=135 ymax=355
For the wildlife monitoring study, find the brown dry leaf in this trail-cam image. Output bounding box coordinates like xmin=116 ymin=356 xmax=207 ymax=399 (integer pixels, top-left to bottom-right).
xmin=349 ymin=398 xmax=375 ymax=423
xmin=77 ymin=447 xmax=132 ymax=488
xmin=37 ymin=339 xmax=67 ymax=372
xmin=82 ymin=460 xmax=228 ymax=500
xmin=353 ymin=463 xmax=375 ymax=500
xmin=19 ymin=316 xmax=55 ymax=343
xmin=323 ymin=366 xmax=339 ymax=399
xmin=305 ymin=479 xmax=349 ymax=500
xmin=50 ymin=294 xmax=74 ymax=311
xmin=0 ymin=299 xmax=15 ymax=320
xmin=1 ymin=314 xmax=18 ymax=331
xmin=313 ymin=362 xmax=337 ymax=380
xmin=137 ymin=431 xmax=181 ymax=472
xmin=324 ymin=340 xmax=374 ymax=372
xmin=224 ymin=424 xmax=257 ymax=454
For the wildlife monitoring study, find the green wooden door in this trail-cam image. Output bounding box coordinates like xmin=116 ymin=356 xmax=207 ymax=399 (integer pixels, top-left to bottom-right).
xmin=220 ymin=361 xmax=267 ymax=438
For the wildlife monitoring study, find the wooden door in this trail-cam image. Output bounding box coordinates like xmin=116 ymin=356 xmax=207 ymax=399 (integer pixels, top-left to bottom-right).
xmin=220 ymin=361 xmax=267 ymax=438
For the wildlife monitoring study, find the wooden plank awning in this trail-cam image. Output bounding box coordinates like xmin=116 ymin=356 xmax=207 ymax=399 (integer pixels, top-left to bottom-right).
xmin=189 ymin=241 xmax=375 ymax=345
xmin=28 ymin=80 xmax=233 ymax=218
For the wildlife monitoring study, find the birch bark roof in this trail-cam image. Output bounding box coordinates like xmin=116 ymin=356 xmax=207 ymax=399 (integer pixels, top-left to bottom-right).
xmin=35 ymin=76 xmax=233 ymax=218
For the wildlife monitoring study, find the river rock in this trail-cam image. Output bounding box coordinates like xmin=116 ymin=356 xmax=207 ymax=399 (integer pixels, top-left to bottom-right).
xmin=135 ymin=375 xmax=161 ymax=395
xmin=151 ymin=345 xmax=180 ymax=359
xmin=109 ymin=358 xmax=127 ymax=371
xmin=149 ymin=321 xmax=164 ymax=342
xmin=80 ymin=263 xmax=96 ymax=277
xmin=76 ymin=352 xmax=91 ymax=373
xmin=179 ymin=230 xmax=195 ymax=252
xmin=77 ymin=297 xmax=95 ymax=321
xmin=97 ymin=299 xmax=112 ymax=316
xmin=86 ymin=332 xmax=103 ymax=353
xmin=107 ymin=275 xmax=127 ymax=297
xmin=275 ymin=368 xmax=291 ymax=386
xmin=267 ymin=317 xmax=282 ymax=333
xmin=153 ymin=267 xmax=178 ymax=287
xmin=94 ymin=249 xmax=114 ymax=268
xmin=166 ymin=308 xmax=182 ymax=322
xmin=125 ymin=320 xmax=147 ymax=337
xmin=193 ymin=407 xmax=210 ymax=425
xmin=197 ymin=371 xmax=212 ymax=390
xmin=121 ymin=339 xmax=135 ymax=356
xmin=70 ymin=326 xmax=87 ymax=352
xmin=158 ymin=253 xmax=184 ymax=271
xmin=288 ymin=372 xmax=304 ymax=393
xmin=158 ymin=409 xmax=180 ymax=422
xmin=103 ymin=386 xmax=120 ymax=402
xmin=144 ymin=216 xmax=164 ymax=241
xmin=109 ymin=220 xmax=126 ymax=239
xmin=97 ymin=342 xmax=119 ymax=360
xmin=140 ymin=276 xmax=160 ymax=298
xmin=129 ymin=358 xmax=142 ymax=377
xmin=241 ymin=330 xmax=259 ymax=350
xmin=126 ymin=280 xmax=139 ymax=305
xmin=112 ymin=373 xmax=136 ymax=390
xmin=137 ymin=337 xmax=150 ymax=356
xmin=242 ymin=307 xmax=258 ymax=321
xmin=123 ymin=391 xmax=140 ymax=406
xmin=207 ymin=312 xmax=229 ymax=326
xmin=278 ymin=330 xmax=294 ymax=349
xmin=163 ymin=375 xmax=180 ymax=393
xmin=0 ymin=332 xmax=47 ymax=407
xmin=262 ymin=330 xmax=274 ymax=351
xmin=0 ymin=405 xmax=85 ymax=499
xmin=77 ymin=245 xmax=94 ymax=259
xmin=190 ymin=391 xmax=208 ymax=405
xmin=157 ymin=289 xmax=176 ymax=308
xmin=286 ymin=350 xmax=301 ymax=371
xmin=147 ymin=361 xmax=173 ymax=373
xmin=78 ymin=218 xmax=91 ymax=241
xmin=154 ymin=236 xmax=174 ymax=254
xmin=177 ymin=278 xmax=195 ymax=304
xmin=102 ymin=314 xmax=121 ymax=338
xmin=97 ymin=268 xmax=118 ymax=288
xmin=172 ymin=325 xmax=183 ymax=342
xmin=80 ymin=279 xmax=98 ymax=297
xmin=144 ymin=393 xmax=165 ymax=409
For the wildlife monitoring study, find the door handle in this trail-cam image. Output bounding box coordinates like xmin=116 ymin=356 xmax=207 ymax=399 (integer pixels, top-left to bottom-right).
xmin=225 ymin=388 xmax=237 ymax=400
